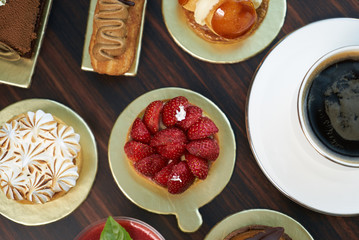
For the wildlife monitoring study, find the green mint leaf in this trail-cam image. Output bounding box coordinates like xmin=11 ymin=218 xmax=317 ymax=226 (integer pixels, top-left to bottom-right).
xmin=100 ymin=216 xmax=133 ymax=240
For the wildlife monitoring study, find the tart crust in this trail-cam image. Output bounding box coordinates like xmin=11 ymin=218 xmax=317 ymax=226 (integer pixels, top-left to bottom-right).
xmin=0 ymin=113 xmax=82 ymax=204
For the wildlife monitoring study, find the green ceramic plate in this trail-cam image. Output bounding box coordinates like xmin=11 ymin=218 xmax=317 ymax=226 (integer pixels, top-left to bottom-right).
xmin=0 ymin=99 xmax=97 ymax=225
xmin=162 ymin=0 xmax=287 ymax=63
xmin=205 ymin=209 xmax=314 ymax=239
xmin=108 ymin=87 xmax=236 ymax=232
xmin=204 ymin=209 xmax=313 ymax=240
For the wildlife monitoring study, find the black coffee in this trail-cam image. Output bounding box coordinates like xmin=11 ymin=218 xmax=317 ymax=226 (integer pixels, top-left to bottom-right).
xmin=307 ymin=60 xmax=359 ymax=157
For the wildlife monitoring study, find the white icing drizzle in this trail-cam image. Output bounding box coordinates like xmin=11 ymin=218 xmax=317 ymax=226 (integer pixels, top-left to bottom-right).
xmin=175 ymin=105 xmax=187 ymax=122
xmin=0 ymin=110 xmax=81 ymax=204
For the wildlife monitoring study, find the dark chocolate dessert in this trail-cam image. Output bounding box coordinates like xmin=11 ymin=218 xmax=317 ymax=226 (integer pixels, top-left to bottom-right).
xmin=307 ymin=60 xmax=359 ymax=157
xmin=0 ymin=0 xmax=45 ymax=57
xmin=224 ymin=225 xmax=292 ymax=240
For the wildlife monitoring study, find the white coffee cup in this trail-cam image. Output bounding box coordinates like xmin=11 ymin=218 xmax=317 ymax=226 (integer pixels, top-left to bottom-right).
xmin=298 ymin=45 xmax=359 ymax=167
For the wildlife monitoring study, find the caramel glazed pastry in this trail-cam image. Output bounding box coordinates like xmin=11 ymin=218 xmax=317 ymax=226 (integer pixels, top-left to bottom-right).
xmin=0 ymin=110 xmax=81 ymax=204
xmin=89 ymin=0 xmax=145 ymax=75
xmin=179 ymin=0 xmax=269 ymax=43
xmin=224 ymin=225 xmax=292 ymax=240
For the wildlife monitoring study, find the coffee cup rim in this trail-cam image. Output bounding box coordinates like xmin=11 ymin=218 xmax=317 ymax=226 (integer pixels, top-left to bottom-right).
xmin=297 ymin=45 xmax=359 ymax=167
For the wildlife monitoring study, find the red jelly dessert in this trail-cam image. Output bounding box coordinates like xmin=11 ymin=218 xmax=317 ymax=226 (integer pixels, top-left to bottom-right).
xmin=74 ymin=217 xmax=165 ymax=240
xmin=124 ymin=96 xmax=220 ymax=194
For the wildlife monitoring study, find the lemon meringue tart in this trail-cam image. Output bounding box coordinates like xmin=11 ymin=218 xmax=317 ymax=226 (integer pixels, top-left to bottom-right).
xmin=0 ymin=110 xmax=81 ymax=204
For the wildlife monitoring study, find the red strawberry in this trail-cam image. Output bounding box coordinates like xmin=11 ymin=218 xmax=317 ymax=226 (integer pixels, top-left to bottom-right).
xmin=134 ymin=154 xmax=168 ymax=177
xmin=150 ymin=128 xmax=187 ymax=147
xmin=143 ymin=100 xmax=163 ymax=134
xmin=186 ymin=154 xmax=209 ymax=180
xmin=157 ymin=142 xmax=186 ymax=160
xmin=162 ymin=96 xmax=189 ymax=127
xmin=124 ymin=141 xmax=155 ymax=162
xmin=130 ymin=118 xmax=151 ymax=143
xmin=167 ymin=161 xmax=195 ymax=194
xmin=153 ymin=159 xmax=180 ymax=187
xmin=177 ymin=105 xmax=203 ymax=130
xmin=187 ymin=117 xmax=219 ymax=140
xmin=186 ymin=138 xmax=219 ymax=161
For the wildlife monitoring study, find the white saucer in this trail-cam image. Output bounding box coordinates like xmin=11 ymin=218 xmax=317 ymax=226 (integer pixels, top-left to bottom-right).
xmin=246 ymin=18 xmax=359 ymax=215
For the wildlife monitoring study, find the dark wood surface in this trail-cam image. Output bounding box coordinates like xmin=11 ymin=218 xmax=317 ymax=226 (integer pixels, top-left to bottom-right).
xmin=0 ymin=0 xmax=358 ymax=239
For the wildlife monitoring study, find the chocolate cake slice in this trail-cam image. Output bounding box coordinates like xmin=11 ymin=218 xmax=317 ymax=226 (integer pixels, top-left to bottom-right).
xmin=0 ymin=0 xmax=46 ymax=58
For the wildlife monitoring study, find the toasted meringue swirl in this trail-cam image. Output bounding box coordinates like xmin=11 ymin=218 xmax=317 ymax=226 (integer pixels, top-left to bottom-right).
xmin=46 ymin=158 xmax=79 ymax=192
xmin=27 ymin=171 xmax=54 ymax=204
xmin=14 ymin=142 xmax=50 ymax=171
xmin=0 ymin=149 xmax=21 ymax=173
xmin=0 ymin=168 xmax=27 ymax=201
xmin=19 ymin=110 xmax=57 ymax=143
xmin=92 ymin=0 xmax=129 ymax=61
xmin=0 ymin=110 xmax=81 ymax=204
xmin=0 ymin=120 xmax=22 ymax=150
xmin=46 ymin=124 xmax=81 ymax=159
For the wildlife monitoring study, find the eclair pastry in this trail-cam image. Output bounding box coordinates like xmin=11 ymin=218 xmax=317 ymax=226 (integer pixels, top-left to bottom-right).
xmin=89 ymin=0 xmax=145 ymax=75
xmin=179 ymin=0 xmax=269 ymax=43
xmin=0 ymin=110 xmax=81 ymax=204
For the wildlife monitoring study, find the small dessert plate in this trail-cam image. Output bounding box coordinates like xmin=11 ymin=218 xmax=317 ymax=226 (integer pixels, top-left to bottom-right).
xmin=162 ymin=0 xmax=286 ymax=63
xmin=108 ymin=87 xmax=236 ymax=232
xmin=204 ymin=209 xmax=313 ymax=240
xmin=246 ymin=18 xmax=359 ymax=215
xmin=0 ymin=0 xmax=53 ymax=88
xmin=0 ymin=99 xmax=98 ymax=225
xmin=81 ymin=0 xmax=147 ymax=76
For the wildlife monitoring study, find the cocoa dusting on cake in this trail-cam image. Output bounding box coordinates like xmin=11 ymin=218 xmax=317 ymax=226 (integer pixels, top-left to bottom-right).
xmin=0 ymin=0 xmax=46 ymax=58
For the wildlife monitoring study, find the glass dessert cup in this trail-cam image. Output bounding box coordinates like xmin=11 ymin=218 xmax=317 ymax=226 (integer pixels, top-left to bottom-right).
xmin=298 ymin=45 xmax=359 ymax=167
xmin=74 ymin=216 xmax=165 ymax=240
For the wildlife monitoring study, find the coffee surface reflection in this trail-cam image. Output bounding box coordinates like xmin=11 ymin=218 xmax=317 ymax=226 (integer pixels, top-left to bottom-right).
xmin=307 ymin=60 xmax=359 ymax=157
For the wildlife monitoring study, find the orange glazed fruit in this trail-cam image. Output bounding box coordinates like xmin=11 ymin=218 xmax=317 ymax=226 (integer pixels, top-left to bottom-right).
xmin=178 ymin=0 xmax=189 ymax=6
xmin=211 ymin=0 xmax=257 ymax=39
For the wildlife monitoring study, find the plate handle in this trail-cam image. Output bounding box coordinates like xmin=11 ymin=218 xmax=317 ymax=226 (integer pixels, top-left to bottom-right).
xmin=175 ymin=207 xmax=202 ymax=232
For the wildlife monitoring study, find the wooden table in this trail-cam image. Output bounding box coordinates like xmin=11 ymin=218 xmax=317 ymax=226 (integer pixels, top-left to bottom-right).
xmin=0 ymin=0 xmax=358 ymax=239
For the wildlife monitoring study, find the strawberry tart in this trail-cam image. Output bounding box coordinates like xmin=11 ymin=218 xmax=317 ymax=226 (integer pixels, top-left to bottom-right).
xmin=124 ymin=96 xmax=219 ymax=194
xmin=0 ymin=110 xmax=81 ymax=204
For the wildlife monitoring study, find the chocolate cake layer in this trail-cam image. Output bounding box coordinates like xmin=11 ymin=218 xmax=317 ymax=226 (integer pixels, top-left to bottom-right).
xmin=0 ymin=0 xmax=42 ymax=57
